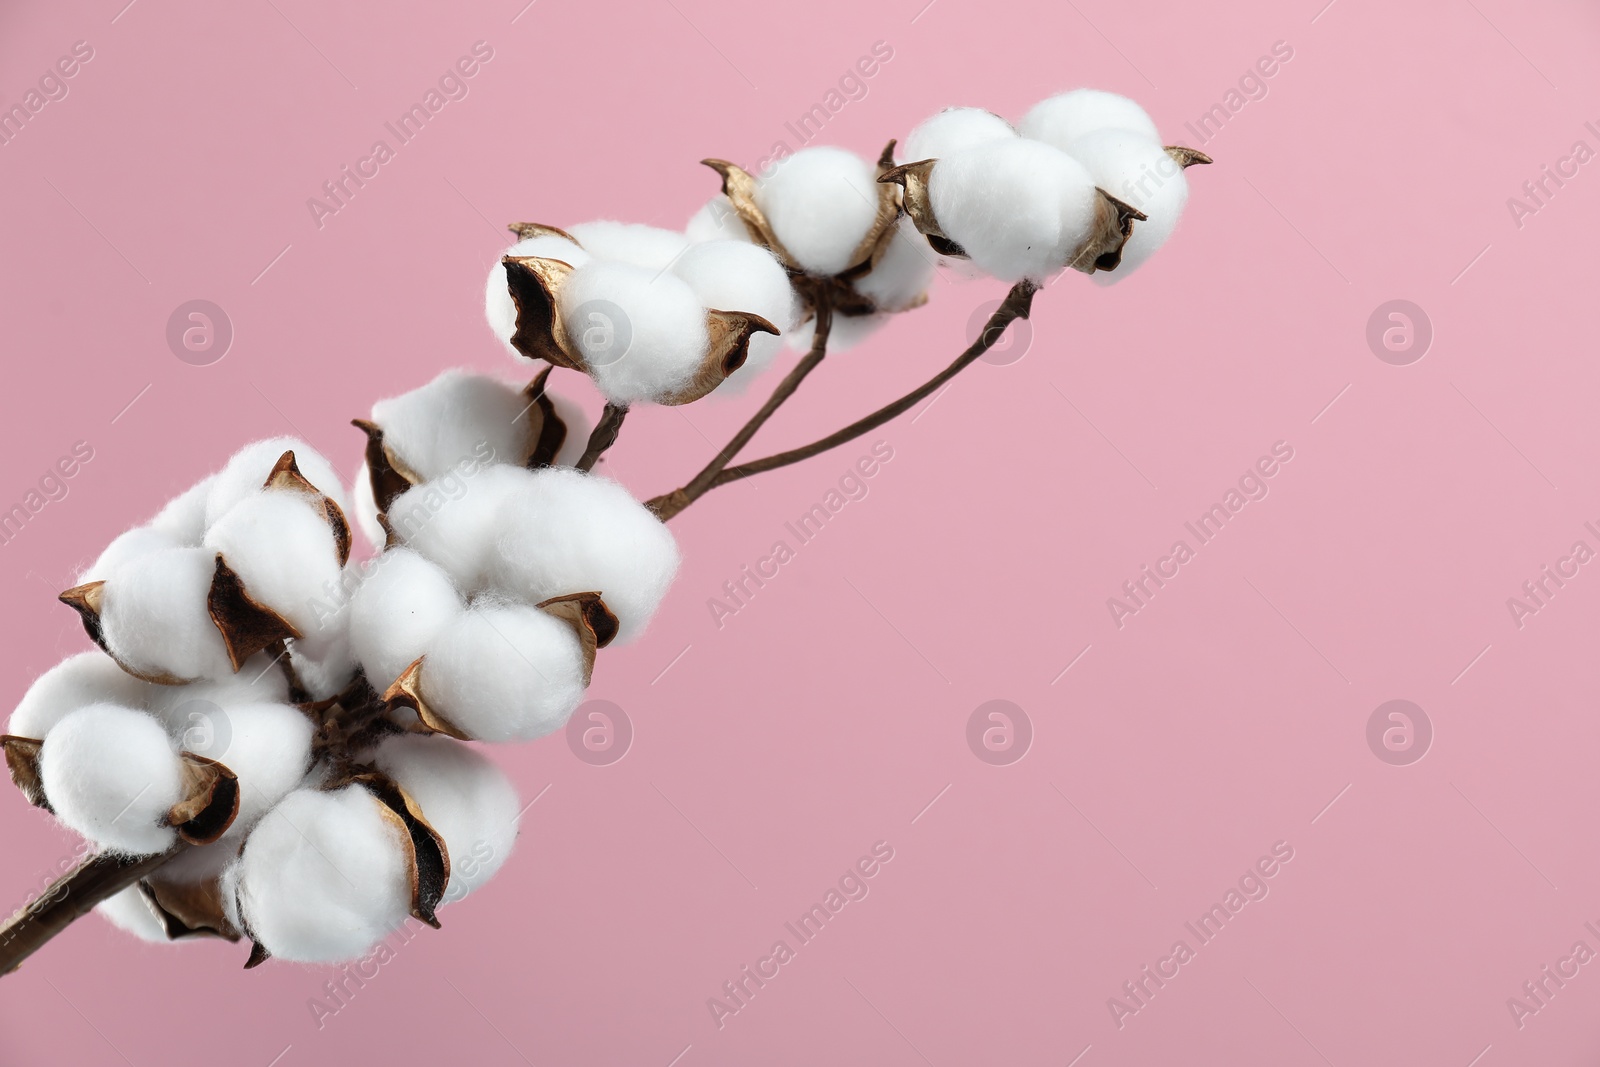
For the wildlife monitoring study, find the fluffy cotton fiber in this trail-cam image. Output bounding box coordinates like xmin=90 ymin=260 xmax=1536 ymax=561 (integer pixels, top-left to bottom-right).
xmin=669 ymin=240 xmax=796 ymax=390
xmin=1068 ymin=129 xmax=1189 ymax=280
xmin=370 ymin=370 xmax=529 ymax=480
xmin=97 ymin=886 xmax=175 ymax=943
xmin=930 ymin=139 xmax=1099 ymax=282
xmin=233 ymin=785 xmax=413 ymax=963
xmin=489 ymin=467 xmax=681 ymax=643
xmin=204 ymin=438 xmax=349 ymax=530
xmin=903 ymin=107 xmax=1017 ymax=162
xmin=486 ymin=233 xmax=592 ymax=358
xmin=852 ymin=216 xmax=937 ymax=315
xmin=199 ymin=702 xmax=314 ymax=840
xmin=566 ymin=221 xmax=691 ymax=273
xmin=369 ymin=735 xmax=519 ymax=902
xmin=754 ymin=147 xmax=882 ymax=276
xmin=98 ymin=546 xmax=235 ymax=682
xmin=418 ymin=602 xmax=587 ymax=742
xmin=349 ymin=547 xmax=466 ymax=688
xmin=558 ymin=261 xmax=709 ymax=405
xmin=79 ymin=527 xmax=182 ymax=585
xmin=387 ymin=464 xmax=536 ymax=594
xmin=40 ymin=704 xmax=184 ymax=855
xmin=685 ymin=196 xmax=752 ymax=244
xmin=9 ymin=651 xmax=151 ymax=740
xmin=148 ymin=476 xmax=216 ymax=546
xmin=204 ymin=490 xmax=344 ymax=637
xmin=1018 ymin=89 xmax=1161 ymax=149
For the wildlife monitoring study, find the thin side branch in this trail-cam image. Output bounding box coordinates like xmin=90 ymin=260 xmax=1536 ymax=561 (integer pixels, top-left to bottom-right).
xmin=575 ymin=403 xmax=628 ymax=472
xmin=670 ymin=280 xmax=1039 ymax=511
xmin=0 ymin=848 xmax=182 ymax=975
xmin=647 ymin=290 xmax=834 ymax=521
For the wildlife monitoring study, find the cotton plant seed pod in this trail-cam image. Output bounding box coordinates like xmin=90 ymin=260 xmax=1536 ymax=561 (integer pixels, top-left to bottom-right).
xmin=1018 ymin=89 xmax=1163 ymax=148
xmin=652 ymin=240 xmax=796 ymax=392
xmin=7 ymin=650 xmax=153 ymax=741
xmin=349 ymin=547 xmax=467 ymax=691
xmin=486 ymin=229 xmax=593 ymax=358
xmin=37 ymin=704 xmax=239 ymax=855
xmin=77 ymin=526 xmax=184 ymax=585
xmin=368 ymin=735 xmax=520 ymax=903
xmin=383 ymin=596 xmax=607 ymax=743
xmin=495 ymin=222 xmax=779 ymax=405
xmin=385 ymin=464 xmax=538 ymax=594
xmin=903 ymin=106 xmax=1018 ymax=162
xmin=1066 ymin=129 xmax=1201 ymax=281
xmin=565 ymin=220 xmax=692 ymax=272
xmin=204 ymin=437 xmax=350 ymax=531
xmin=231 ymin=780 xmax=445 ymax=965
xmin=147 ymin=475 xmax=216 ymax=545
xmin=97 ymin=885 xmax=182 ymax=944
xmin=204 ymin=490 xmax=347 ymax=640
xmin=487 ymin=467 xmax=681 ymax=644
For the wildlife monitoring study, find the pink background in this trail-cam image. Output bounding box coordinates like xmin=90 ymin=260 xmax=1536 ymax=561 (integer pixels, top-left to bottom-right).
xmin=2 ymin=0 xmax=1598 ymax=1063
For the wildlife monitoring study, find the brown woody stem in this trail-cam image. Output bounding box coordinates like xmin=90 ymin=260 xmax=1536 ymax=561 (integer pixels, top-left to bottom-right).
xmin=654 ymin=280 xmax=1038 ymax=516
xmin=0 ymin=847 xmax=184 ymax=976
xmin=575 ymin=403 xmax=628 ymax=472
xmin=647 ymin=289 xmax=834 ymax=521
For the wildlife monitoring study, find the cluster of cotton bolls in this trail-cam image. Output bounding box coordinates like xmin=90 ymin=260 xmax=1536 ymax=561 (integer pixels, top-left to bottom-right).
xmin=1 ymin=400 xmax=647 ymax=964
xmin=891 ymin=89 xmax=1208 ymax=283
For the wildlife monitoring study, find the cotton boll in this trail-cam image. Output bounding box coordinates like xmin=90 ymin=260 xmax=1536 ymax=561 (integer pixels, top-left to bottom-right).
xmin=371 ymin=371 xmax=528 ymax=480
xmin=487 ymin=234 xmax=592 ymax=358
xmin=349 ymin=548 xmax=466 ymax=689
xmin=204 ymin=491 xmax=343 ymax=637
xmin=78 ymin=527 xmax=183 ymax=584
xmin=418 ymin=601 xmax=587 ymax=742
xmin=903 ymin=107 xmax=1017 ymax=162
xmin=489 ymin=468 xmax=680 ymax=643
xmin=351 ymin=464 xmax=386 ymax=550
xmin=198 ymin=703 xmax=314 ymax=839
xmin=547 ymin=393 xmax=592 ymax=468
xmin=40 ymin=704 xmax=184 ymax=855
xmin=99 ymin=547 xmax=235 ymax=683
xmin=154 ymin=839 xmax=238 ymax=885
xmin=387 ymin=465 xmax=535 ymax=593
xmin=148 ymin=476 xmax=216 ymax=546
xmin=852 ymin=216 xmax=938 ymax=313
xmin=234 ymin=786 xmax=413 ymax=963
xmin=557 ymin=261 xmax=709 ymax=406
xmin=369 ymin=735 xmax=519 ymax=903
xmin=929 ymin=140 xmax=1098 ymax=282
xmin=566 ymin=221 xmax=691 ymax=272
xmin=97 ymin=886 xmax=174 ymax=943
xmin=205 ymin=438 xmax=349 ymax=530
xmin=686 ymin=196 xmax=752 ymax=244
xmin=784 ymin=311 xmax=888 ymax=354
xmin=8 ymin=652 xmax=152 ymax=740
xmin=670 ymin=240 xmax=796 ymax=390
xmin=1068 ymin=129 xmax=1190 ymax=281
xmin=754 ymin=147 xmax=881 ymax=276
xmin=1018 ymin=89 xmax=1161 ymax=149
xmin=144 ymin=654 xmax=291 ymax=732
xmin=288 ymin=625 xmax=359 ymax=702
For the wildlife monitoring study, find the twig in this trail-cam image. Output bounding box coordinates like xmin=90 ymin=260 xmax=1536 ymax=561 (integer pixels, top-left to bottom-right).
xmin=658 ymin=280 xmax=1038 ymax=516
xmin=575 ymin=403 xmax=628 ymax=472
xmin=647 ymin=290 xmax=834 ymax=521
xmin=0 ymin=848 xmax=184 ymax=975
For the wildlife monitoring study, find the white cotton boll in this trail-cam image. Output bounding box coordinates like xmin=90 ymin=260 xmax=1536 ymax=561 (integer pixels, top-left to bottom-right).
xmin=686 ymin=196 xmax=752 ymax=244
xmin=903 ymin=107 xmax=1017 ymax=162
xmin=670 ymin=240 xmax=796 ymax=391
xmin=489 ymin=468 xmax=680 ymax=643
xmin=419 ymin=601 xmax=587 ymax=742
xmin=288 ymin=625 xmax=359 ymax=702
xmin=387 ymin=465 xmax=535 ymax=593
xmin=852 ymin=216 xmax=937 ymax=313
xmin=369 ymin=735 xmax=519 ymax=903
xmin=1018 ymin=89 xmax=1161 ymax=149
xmin=197 ymin=703 xmax=314 ymax=840
xmin=8 ymin=652 xmax=151 ymax=740
xmin=487 ymin=234 xmax=593 ymax=359
xmin=97 ymin=886 xmax=174 ymax=943
xmin=754 ymin=147 xmax=881 ymax=276
xmin=349 ymin=547 xmax=466 ymax=689
xmin=144 ymin=654 xmax=291 ymax=732
xmin=929 ymin=139 xmax=1099 ymax=282
xmin=99 ymin=547 xmax=235 ymax=683
xmin=547 ymin=393 xmax=592 ymax=468
xmin=40 ymin=704 xmax=183 ymax=855
xmin=78 ymin=526 xmax=183 ymax=585
xmin=148 ymin=476 xmax=216 ymax=546
xmin=558 ymin=261 xmax=709 ymax=406
xmin=371 ymin=371 xmax=528 ymax=480
xmin=154 ymin=839 xmax=239 ymax=886
xmin=234 ymin=786 xmax=412 ymax=963
xmin=205 ymin=438 xmax=349 ymax=531
xmin=204 ymin=491 xmax=343 ymax=638
xmin=784 ymin=311 xmax=888 ymax=354
xmin=566 ymin=221 xmax=691 ymax=272
xmin=351 ymin=464 xmax=386 ymax=550
xmin=1068 ymin=129 xmax=1190 ymax=282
